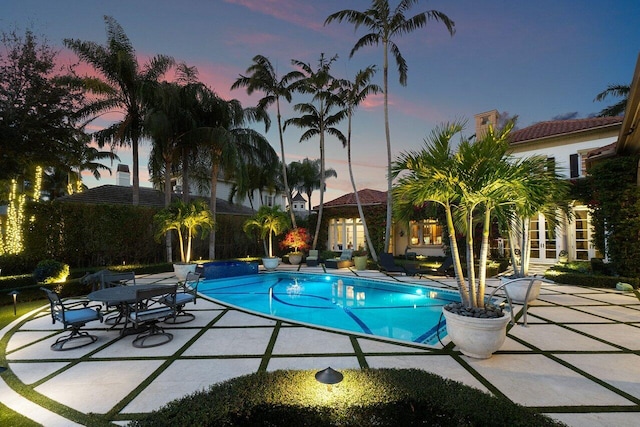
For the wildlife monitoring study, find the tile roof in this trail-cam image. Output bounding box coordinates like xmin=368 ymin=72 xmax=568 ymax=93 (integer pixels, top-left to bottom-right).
xmin=323 ymin=188 xmax=387 ymax=208
xmin=509 ymin=116 xmax=623 ymax=145
xmin=54 ymin=185 xmax=255 ymax=215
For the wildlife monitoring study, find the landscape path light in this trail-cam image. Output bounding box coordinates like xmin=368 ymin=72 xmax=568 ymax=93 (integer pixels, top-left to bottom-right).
xmin=315 ymin=367 xmax=343 ymax=392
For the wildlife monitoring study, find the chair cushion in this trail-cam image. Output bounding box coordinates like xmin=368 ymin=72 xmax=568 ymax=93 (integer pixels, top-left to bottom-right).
xmin=130 ymin=306 xmax=173 ymax=322
xmin=174 ymin=293 xmax=195 ymax=305
xmin=65 ymin=308 xmax=101 ymax=325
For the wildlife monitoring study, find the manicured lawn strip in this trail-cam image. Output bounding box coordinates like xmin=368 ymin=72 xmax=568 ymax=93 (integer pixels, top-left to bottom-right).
xmin=0 ymin=300 xmax=51 ymax=427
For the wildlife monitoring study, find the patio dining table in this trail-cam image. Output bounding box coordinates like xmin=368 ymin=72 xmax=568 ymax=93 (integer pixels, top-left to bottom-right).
xmin=88 ymin=284 xmax=172 ymax=336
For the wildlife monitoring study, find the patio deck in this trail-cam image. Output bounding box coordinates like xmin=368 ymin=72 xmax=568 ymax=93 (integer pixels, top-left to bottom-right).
xmin=1 ymin=264 xmax=639 ymax=426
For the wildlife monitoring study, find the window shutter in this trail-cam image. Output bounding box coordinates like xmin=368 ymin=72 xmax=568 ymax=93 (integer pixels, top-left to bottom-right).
xmin=570 ymin=154 xmax=579 ymax=178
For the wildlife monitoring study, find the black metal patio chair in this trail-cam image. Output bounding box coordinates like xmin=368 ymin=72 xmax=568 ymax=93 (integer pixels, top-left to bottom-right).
xmin=163 ymin=272 xmax=200 ymax=324
xmin=41 ymin=287 xmax=103 ymax=351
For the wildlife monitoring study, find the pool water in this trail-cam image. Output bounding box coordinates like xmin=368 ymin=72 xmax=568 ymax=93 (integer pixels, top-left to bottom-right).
xmin=199 ymin=272 xmax=459 ymax=346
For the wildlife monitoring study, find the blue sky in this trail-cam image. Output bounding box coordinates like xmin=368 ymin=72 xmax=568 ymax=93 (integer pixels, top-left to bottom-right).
xmin=3 ymin=0 xmax=639 ymax=204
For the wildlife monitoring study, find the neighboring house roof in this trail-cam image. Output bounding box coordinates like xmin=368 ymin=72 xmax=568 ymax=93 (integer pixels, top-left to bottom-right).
xmin=321 ymin=189 xmax=387 ymax=209
xmin=292 ymin=192 xmax=306 ymax=202
xmin=509 ymin=116 xmax=623 ymax=145
xmin=586 ymin=141 xmax=617 ymax=160
xmin=54 ymin=185 xmax=255 ymax=215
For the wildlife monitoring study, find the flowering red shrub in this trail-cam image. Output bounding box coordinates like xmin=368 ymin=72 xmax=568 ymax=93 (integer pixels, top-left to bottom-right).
xmin=280 ymin=227 xmax=311 ymax=253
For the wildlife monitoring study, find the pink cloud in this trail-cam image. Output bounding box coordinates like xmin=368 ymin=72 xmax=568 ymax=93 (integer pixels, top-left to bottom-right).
xmin=224 ymin=0 xmax=325 ymax=31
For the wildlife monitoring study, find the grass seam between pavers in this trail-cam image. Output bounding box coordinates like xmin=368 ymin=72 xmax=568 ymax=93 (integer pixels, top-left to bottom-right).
xmin=258 ymin=320 xmax=281 ymax=371
xmin=105 ymin=308 xmax=229 ymax=419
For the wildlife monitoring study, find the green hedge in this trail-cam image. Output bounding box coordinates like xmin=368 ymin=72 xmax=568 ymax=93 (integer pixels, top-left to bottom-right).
xmin=130 ymin=369 xmax=563 ymax=427
xmin=546 ymin=271 xmax=639 ymax=288
xmin=0 ymin=262 xmax=173 ymax=305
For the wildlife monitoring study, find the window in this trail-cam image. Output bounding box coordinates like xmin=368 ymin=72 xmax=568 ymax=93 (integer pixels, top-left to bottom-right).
xmin=265 ymin=195 xmax=274 ymax=207
xmin=570 ymin=153 xmax=579 ymax=178
xmin=409 ymin=220 xmax=442 ymax=246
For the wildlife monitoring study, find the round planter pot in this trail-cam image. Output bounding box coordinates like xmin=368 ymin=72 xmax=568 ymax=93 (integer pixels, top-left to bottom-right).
xmin=262 ymin=257 xmax=280 ymax=271
xmin=288 ymin=253 xmax=303 ymax=265
xmin=353 ymin=255 xmax=368 ymax=271
xmin=500 ymin=277 xmax=542 ymax=304
xmin=173 ymin=263 xmax=197 ymax=281
xmin=442 ymin=307 xmax=510 ymax=359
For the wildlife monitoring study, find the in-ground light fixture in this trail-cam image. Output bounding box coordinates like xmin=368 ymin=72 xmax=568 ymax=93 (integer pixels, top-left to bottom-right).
xmin=8 ymin=290 xmax=19 ymax=316
xmin=315 ymin=367 xmax=343 ymax=392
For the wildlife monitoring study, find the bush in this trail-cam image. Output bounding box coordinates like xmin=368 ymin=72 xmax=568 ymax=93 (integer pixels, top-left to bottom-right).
xmin=33 ymin=259 xmax=69 ymax=284
xmin=545 ymin=268 xmax=640 ymax=288
xmin=130 ymin=369 xmax=563 ymax=427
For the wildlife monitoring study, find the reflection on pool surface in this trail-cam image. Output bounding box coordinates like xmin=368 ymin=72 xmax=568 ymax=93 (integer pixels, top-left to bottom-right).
xmin=199 ymin=272 xmax=459 ymax=346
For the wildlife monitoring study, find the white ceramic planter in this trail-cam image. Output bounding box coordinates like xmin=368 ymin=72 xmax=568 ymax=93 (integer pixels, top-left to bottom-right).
xmin=173 ymin=263 xmax=197 ymax=281
xmin=288 ymin=253 xmax=303 ymax=265
xmin=262 ymin=257 xmax=280 ymax=271
xmin=500 ymin=277 xmax=542 ymax=304
xmin=442 ymin=308 xmax=510 ymax=359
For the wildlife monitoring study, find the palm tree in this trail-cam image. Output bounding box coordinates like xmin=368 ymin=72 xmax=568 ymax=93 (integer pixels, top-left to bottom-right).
xmin=231 ymin=55 xmax=303 ymax=227
xmin=338 ymin=66 xmax=382 ymax=260
xmin=326 ymin=0 xmax=455 ymax=252
xmin=64 ymin=15 xmax=174 ymax=205
xmin=243 ymin=205 xmax=290 ymax=258
xmin=288 ymin=158 xmax=338 ymax=219
xmin=194 ymin=94 xmax=276 ymax=259
xmin=63 ymin=128 xmax=120 ymax=194
xmin=154 ymin=199 xmax=214 ymax=263
xmin=594 ymin=84 xmax=630 ymax=117
xmin=285 ymin=54 xmax=346 ymax=249
xmin=393 ymin=122 xmax=545 ymax=309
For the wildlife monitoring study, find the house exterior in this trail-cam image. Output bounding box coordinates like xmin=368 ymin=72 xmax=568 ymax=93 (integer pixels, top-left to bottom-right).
xmin=475 ymin=110 xmax=624 ymax=264
xmin=319 ymin=188 xmax=447 ymax=258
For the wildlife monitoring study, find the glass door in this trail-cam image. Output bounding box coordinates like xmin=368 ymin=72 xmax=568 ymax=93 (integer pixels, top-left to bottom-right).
xmin=529 ymin=214 xmax=557 ymax=262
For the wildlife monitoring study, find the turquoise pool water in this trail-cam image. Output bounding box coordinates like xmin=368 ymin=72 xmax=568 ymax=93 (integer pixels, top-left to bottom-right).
xmin=199 ymin=272 xmax=459 ymax=346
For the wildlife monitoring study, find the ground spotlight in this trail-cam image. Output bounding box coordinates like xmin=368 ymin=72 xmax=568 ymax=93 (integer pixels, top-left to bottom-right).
xmin=315 ymin=367 xmax=343 ymax=392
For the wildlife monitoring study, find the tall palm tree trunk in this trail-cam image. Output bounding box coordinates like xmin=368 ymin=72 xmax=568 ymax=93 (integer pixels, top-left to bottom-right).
xmin=277 ymin=99 xmax=297 ymax=228
xmin=347 ymin=110 xmax=378 ymax=261
xmin=466 ymin=210 xmax=478 ymax=307
xmin=313 ymin=118 xmax=325 ymax=250
xmin=383 ymin=40 xmax=393 ymax=253
xmin=209 ymin=154 xmax=220 ymax=259
xmin=164 ymin=153 xmax=173 ymax=262
xmin=132 ymin=131 xmax=140 ymax=205
xmin=477 ymin=207 xmax=492 ymax=308
xmin=445 ymin=203 xmax=470 ymax=306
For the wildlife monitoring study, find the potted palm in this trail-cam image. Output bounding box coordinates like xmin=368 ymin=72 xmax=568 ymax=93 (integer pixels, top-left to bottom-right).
xmin=280 ymin=227 xmax=310 ymax=265
xmin=243 ymin=206 xmax=289 ymax=271
xmin=353 ymin=246 xmax=368 ymax=270
xmin=154 ymin=199 xmax=214 ymax=280
xmin=393 ymin=122 xmax=560 ymax=358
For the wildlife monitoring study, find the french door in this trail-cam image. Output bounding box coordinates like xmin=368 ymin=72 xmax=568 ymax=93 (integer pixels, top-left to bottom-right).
xmin=529 ymin=214 xmax=557 ymax=262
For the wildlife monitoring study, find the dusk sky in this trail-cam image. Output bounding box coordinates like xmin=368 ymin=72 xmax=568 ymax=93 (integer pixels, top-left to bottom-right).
xmin=3 ymin=0 xmax=640 ymax=205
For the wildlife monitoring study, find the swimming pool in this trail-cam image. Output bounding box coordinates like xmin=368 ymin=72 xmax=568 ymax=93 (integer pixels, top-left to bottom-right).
xmin=199 ymin=272 xmax=459 ymax=346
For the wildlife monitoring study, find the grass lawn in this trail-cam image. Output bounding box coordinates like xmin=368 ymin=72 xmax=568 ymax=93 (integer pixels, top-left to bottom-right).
xmin=1 ymin=299 xmax=48 ymax=426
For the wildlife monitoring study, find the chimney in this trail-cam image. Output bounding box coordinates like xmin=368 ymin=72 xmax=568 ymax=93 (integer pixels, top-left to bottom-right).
xmin=116 ymin=164 xmax=130 ymax=186
xmin=474 ymin=110 xmax=499 ymax=139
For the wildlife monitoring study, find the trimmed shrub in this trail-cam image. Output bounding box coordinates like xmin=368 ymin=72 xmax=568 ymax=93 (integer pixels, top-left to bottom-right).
xmin=33 ymin=259 xmax=69 ymax=284
xmin=129 ymin=369 xmax=564 ymax=427
xmin=545 ymin=269 xmax=639 ymax=288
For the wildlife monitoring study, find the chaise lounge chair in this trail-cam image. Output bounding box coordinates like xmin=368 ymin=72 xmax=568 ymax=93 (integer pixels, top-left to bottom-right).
xmin=378 ymin=253 xmax=406 ymax=275
xmin=306 ymin=250 xmax=319 ymax=267
xmin=325 ymin=249 xmax=354 ymax=269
